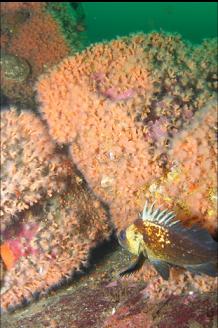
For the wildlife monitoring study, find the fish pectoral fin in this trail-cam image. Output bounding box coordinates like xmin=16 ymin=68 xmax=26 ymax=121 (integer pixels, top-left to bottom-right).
xmin=139 ymin=244 xmax=148 ymax=259
xmin=185 ymin=262 xmax=218 ymax=277
xmin=150 ymin=259 xmax=170 ymax=280
xmin=119 ymin=252 xmax=145 ymax=277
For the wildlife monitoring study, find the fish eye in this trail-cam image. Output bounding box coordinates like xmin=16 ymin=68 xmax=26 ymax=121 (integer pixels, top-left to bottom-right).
xmin=119 ymin=230 xmax=126 ymax=241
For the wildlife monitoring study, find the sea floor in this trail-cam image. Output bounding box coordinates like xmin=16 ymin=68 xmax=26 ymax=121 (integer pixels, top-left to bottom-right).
xmin=1 ymin=241 xmax=217 ymax=328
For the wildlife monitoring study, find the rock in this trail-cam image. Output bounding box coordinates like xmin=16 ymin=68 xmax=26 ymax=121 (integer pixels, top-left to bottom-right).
xmin=0 ymin=54 xmax=30 ymax=82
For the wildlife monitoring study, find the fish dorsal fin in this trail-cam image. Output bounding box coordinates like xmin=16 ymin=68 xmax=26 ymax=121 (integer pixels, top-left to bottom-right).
xmin=181 ymin=224 xmax=218 ymax=250
xmin=142 ymin=201 xmax=178 ymax=227
xmin=142 ymin=201 xmax=217 ymax=251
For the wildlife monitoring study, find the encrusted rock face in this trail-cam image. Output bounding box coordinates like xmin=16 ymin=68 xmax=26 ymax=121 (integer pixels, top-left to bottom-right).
xmin=37 ymin=31 xmax=217 ymax=234
xmin=144 ymin=100 xmax=217 ymax=235
xmin=1 ymin=177 xmax=111 ymax=312
xmin=36 ymin=31 xmax=217 ymax=310
xmin=0 ymin=108 xmax=69 ymax=222
xmin=0 ymin=2 xmax=85 ymax=108
xmin=0 ymin=108 xmax=112 ymax=312
xmin=1 ymin=31 xmax=217 ymax=314
xmin=1 ymin=245 xmax=217 ymax=328
xmin=104 ymin=291 xmax=218 ymax=328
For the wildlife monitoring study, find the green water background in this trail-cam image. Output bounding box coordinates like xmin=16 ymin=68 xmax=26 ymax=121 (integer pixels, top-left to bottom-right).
xmin=83 ymin=2 xmax=217 ymax=44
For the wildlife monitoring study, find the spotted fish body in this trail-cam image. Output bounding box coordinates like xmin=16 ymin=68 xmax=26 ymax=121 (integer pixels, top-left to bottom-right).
xmin=118 ymin=202 xmax=218 ymax=280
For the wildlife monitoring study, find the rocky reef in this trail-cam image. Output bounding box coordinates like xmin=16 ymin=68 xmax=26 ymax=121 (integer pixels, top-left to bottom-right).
xmin=0 ymin=107 xmax=112 ymax=312
xmin=2 ymin=246 xmax=217 ymax=328
xmin=0 ymin=30 xmax=217 ymax=325
xmin=0 ymin=2 xmax=86 ymax=109
xmin=37 ymin=31 xmax=217 ymax=235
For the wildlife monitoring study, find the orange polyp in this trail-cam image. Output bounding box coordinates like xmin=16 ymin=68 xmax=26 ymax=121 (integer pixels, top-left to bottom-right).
xmin=0 ymin=242 xmax=16 ymax=270
xmin=188 ymin=183 xmax=198 ymax=193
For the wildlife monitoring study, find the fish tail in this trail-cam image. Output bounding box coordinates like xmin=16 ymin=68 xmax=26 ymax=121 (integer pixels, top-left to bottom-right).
xmin=185 ymin=262 xmax=218 ymax=277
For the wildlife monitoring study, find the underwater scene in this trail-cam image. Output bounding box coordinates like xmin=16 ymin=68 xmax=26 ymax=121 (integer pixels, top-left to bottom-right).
xmin=0 ymin=2 xmax=218 ymax=327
